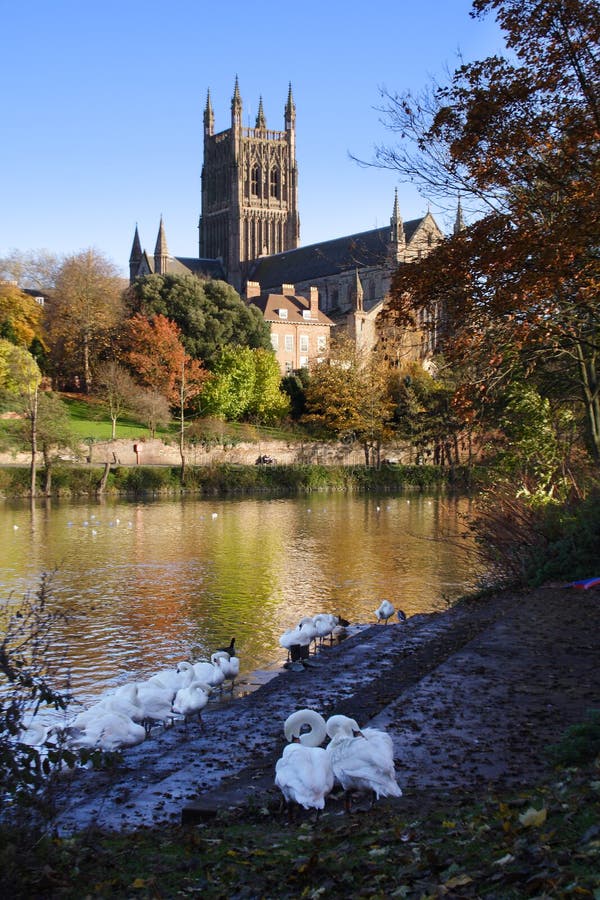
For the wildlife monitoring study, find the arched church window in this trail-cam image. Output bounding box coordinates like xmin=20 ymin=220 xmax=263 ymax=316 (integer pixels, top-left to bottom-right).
xmin=251 ymin=166 xmax=260 ymax=196
xmin=270 ymin=168 xmax=279 ymax=198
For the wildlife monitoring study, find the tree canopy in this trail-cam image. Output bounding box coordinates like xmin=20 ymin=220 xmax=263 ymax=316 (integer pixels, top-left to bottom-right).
xmin=122 ymin=313 xmax=208 ymax=410
xmin=128 ymin=274 xmax=271 ymax=369
xmin=379 ymin=0 xmax=600 ymax=469
xmin=45 ymin=249 xmax=126 ymax=393
xmin=200 ymin=346 xmax=289 ymax=424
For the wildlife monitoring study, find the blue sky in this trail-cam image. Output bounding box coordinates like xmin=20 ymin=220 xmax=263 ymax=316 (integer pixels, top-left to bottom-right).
xmin=2 ymin=1 xmax=505 ymax=278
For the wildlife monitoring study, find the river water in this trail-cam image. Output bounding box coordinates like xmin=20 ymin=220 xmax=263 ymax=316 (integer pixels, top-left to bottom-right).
xmin=0 ymin=492 xmax=481 ymax=711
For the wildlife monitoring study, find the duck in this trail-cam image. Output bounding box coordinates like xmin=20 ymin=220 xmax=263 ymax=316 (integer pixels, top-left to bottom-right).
xmin=172 ymin=680 xmax=212 ymax=726
xmin=375 ymin=599 xmax=395 ymax=625
xmin=275 ymin=709 xmax=334 ymax=817
xmin=210 ymin=651 xmax=240 ymax=690
xmin=397 ymin=609 xmax=407 ymax=623
xmin=215 ymin=637 xmax=236 ymax=657
xmin=325 ymin=714 xmax=402 ymax=812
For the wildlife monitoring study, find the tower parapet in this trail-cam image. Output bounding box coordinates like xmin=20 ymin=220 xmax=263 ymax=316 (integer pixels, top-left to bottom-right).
xmin=199 ymin=79 xmax=300 ymax=291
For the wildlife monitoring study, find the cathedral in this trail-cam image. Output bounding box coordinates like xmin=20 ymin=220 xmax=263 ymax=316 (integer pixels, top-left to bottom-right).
xmin=129 ymin=78 xmax=453 ymax=365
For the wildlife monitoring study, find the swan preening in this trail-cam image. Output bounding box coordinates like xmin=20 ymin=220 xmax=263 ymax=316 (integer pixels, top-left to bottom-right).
xmin=58 ymin=648 xmax=239 ymax=752
xmin=326 ymin=714 xmax=402 ymax=812
xmin=279 ymin=613 xmax=349 ymax=667
xmin=375 ymin=600 xmax=407 ymax=625
xmin=275 ymin=710 xmax=334 ymax=816
xmin=375 ymin=599 xmax=395 ymax=624
xmin=274 ymin=709 xmax=401 ymax=816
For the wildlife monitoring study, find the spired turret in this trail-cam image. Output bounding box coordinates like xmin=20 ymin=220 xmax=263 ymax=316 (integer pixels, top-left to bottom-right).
xmin=154 ymin=216 xmax=170 ymax=275
xmin=129 ymin=224 xmax=142 ymax=282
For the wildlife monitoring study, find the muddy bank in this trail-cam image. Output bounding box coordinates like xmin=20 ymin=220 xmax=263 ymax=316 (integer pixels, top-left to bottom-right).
xmin=51 ymin=585 xmax=600 ymax=833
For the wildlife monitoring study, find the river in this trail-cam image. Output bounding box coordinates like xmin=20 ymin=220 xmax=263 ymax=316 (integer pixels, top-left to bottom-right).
xmin=0 ymin=492 xmax=481 ymax=712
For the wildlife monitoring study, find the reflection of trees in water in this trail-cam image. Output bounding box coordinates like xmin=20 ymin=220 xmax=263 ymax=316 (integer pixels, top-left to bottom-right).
xmin=0 ymin=495 xmax=480 ymax=706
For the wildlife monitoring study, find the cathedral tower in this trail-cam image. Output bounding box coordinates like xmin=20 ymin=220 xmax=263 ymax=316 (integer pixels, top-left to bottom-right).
xmin=199 ymin=78 xmax=300 ymax=291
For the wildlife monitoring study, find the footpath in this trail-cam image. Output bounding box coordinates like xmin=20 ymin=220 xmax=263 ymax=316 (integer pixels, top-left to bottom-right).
xmin=52 ymin=585 xmax=600 ymax=833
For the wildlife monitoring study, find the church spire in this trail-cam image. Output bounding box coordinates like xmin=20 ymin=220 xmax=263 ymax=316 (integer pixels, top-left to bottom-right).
xmin=389 ymin=188 xmax=406 ymax=260
xmin=255 ymin=96 xmax=266 ymax=130
xmin=204 ymin=88 xmax=214 ymax=137
xmin=454 ymin=195 xmax=466 ymax=234
xmin=285 ymin=82 xmax=296 ymax=130
xmin=352 ymin=268 xmax=364 ymax=312
xmin=231 ymin=75 xmax=242 ymax=127
xmin=129 ymin=224 xmax=142 ymax=283
xmin=154 ymin=216 xmax=170 ymax=275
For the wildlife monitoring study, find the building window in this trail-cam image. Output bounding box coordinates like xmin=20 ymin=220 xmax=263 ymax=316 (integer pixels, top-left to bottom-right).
xmin=270 ymin=334 xmax=279 ymax=350
xmin=270 ymin=169 xmax=279 ymax=198
xmin=278 ymin=308 xmax=288 ymax=319
xmin=317 ymin=335 xmax=327 ymax=352
xmin=299 ymin=356 xmax=308 ymax=368
xmin=302 ymin=309 xmax=312 ymax=319
xmin=285 ymin=361 xmax=292 ymax=373
xmin=251 ymin=166 xmax=260 ymax=196
xmin=299 ymin=334 xmax=309 ymax=352
xmin=285 ymin=334 xmax=293 ymax=352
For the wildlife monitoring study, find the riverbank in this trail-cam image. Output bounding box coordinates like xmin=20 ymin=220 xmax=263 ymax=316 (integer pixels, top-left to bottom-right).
xmin=46 ymin=582 xmax=599 ymax=832
xmin=0 ymin=461 xmax=476 ymax=498
xmin=3 ymin=583 xmax=600 ymax=898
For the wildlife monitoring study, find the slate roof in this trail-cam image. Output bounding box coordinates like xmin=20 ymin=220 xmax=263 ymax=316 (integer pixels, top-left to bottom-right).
xmin=249 ymin=218 xmax=424 ymax=289
xmin=174 ymin=257 xmax=226 ymax=280
xmin=249 ymin=291 xmax=334 ymax=326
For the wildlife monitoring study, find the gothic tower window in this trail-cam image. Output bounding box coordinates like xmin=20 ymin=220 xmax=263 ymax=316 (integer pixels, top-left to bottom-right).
xmin=270 ymin=168 xmax=279 ymax=199
xmin=251 ymin=166 xmax=260 ymax=196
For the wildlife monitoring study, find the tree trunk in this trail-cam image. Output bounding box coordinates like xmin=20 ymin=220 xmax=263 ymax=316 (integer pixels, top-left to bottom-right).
xmin=29 ymin=387 xmax=38 ymax=497
xmin=179 ymin=362 xmax=186 ymax=485
xmin=83 ymin=333 xmax=91 ymax=394
xmin=97 ymin=462 xmax=111 ymax=495
xmin=42 ymin=448 xmax=52 ymax=496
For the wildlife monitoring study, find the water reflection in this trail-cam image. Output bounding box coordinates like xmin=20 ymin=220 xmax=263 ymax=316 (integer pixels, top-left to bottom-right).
xmin=0 ymin=494 xmax=481 ymax=707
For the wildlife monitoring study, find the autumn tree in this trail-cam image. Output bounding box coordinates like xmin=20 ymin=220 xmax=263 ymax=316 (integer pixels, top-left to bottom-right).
xmin=16 ymin=392 xmax=82 ymax=495
xmin=0 ymin=249 xmax=62 ymax=292
xmin=46 ymin=250 xmax=126 ymax=393
xmin=127 ymin=273 xmax=271 ymax=368
xmin=122 ymin=313 xmax=208 ymax=409
xmin=303 ymin=337 xmax=396 ymax=465
xmin=0 ymin=282 xmax=45 ymax=352
xmin=132 ymin=389 xmax=171 ymax=439
xmin=0 ymin=339 xmax=42 ymax=494
xmin=94 ymin=360 xmax=138 ymax=439
xmin=376 ymin=0 xmax=600 ymax=472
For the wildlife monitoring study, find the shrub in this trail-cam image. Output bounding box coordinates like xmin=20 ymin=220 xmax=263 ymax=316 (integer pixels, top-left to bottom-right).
xmin=0 ymin=574 xmax=79 ymax=829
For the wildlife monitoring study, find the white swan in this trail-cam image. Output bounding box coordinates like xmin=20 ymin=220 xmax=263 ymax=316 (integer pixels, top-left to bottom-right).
xmin=279 ymin=622 xmax=312 ymax=663
xmin=193 ymin=657 xmax=226 ymax=690
xmin=375 ymin=599 xmax=395 ymax=624
xmin=172 ymin=680 xmax=212 ymax=725
xmin=326 ymin=714 xmax=402 ymax=811
xmin=147 ymin=663 xmax=194 ymax=695
xmin=297 ymin=616 xmax=319 ymax=649
xmin=275 ymin=709 xmax=334 ymax=815
xmin=211 ymin=651 xmax=240 ymax=689
xmin=67 ymin=710 xmax=146 ymax=752
xmin=136 ymin=681 xmax=177 ymax=731
xmin=312 ymin=613 xmax=337 ymax=645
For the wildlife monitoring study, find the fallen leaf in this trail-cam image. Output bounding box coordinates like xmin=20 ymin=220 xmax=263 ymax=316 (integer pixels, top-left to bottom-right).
xmin=445 ymin=874 xmax=473 ymax=888
xmin=519 ymin=806 xmax=548 ymax=827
